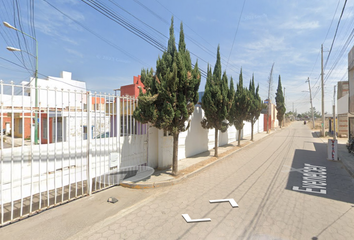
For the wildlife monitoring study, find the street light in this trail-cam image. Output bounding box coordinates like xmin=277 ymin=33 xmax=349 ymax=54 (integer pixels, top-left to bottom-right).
xmin=4 ymin=21 xmax=39 ymax=144
xmin=3 ymin=21 xmax=17 ymax=30
xmin=6 ymin=46 xmax=21 ymax=52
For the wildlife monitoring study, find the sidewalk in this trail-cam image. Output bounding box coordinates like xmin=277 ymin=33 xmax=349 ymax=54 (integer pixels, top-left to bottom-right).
xmin=312 ymin=131 xmax=354 ymax=178
xmin=121 ymin=129 xmax=277 ymax=189
xmin=121 ymin=126 xmax=354 ymax=190
xmin=0 ymin=128 xmax=281 ymax=240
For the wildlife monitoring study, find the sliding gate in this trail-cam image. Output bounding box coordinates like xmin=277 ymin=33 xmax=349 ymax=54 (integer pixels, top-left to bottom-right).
xmin=0 ymin=82 xmax=148 ymax=226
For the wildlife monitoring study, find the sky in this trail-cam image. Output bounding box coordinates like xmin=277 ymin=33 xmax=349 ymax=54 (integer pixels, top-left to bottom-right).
xmin=0 ymin=0 xmax=354 ymax=114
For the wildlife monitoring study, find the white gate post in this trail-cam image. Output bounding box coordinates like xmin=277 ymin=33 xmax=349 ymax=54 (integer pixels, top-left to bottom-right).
xmin=87 ymin=92 xmax=92 ymax=195
xmin=116 ymin=94 xmax=121 ymax=172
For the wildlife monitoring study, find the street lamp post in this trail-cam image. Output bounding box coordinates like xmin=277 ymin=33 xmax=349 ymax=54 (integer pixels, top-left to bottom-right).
xmin=4 ymin=21 xmax=39 ymax=144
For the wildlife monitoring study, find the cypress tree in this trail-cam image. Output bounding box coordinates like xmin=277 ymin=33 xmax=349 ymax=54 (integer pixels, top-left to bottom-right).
xmin=228 ymin=69 xmax=250 ymax=146
xmin=228 ymin=76 xmax=235 ymax=113
xmin=247 ymin=74 xmax=263 ymax=141
xmin=201 ymin=46 xmax=230 ymax=157
xmin=133 ymin=18 xmax=201 ymax=175
xmin=275 ymin=75 xmax=286 ymax=128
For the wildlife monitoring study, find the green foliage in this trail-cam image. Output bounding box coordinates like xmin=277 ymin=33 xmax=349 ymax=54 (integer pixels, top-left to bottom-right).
xmin=201 ymin=46 xmax=230 ymax=133
xmin=133 ymin=18 xmax=200 ymax=174
xmin=246 ymin=74 xmax=262 ymax=124
xmin=275 ymin=75 xmax=286 ymax=125
xmin=246 ymin=74 xmax=263 ymax=140
xmin=296 ymin=107 xmax=322 ymax=119
xmin=134 ymin=18 xmax=200 ymax=134
xmin=228 ymin=69 xmax=251 ymax=131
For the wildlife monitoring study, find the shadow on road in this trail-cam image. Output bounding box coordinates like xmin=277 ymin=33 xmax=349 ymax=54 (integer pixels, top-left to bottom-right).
xmin=285 ymin=141 xmax=354 ymax=204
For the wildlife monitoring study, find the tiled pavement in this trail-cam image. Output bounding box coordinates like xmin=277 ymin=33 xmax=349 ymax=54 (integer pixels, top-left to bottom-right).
xmin=67 ymin=122 xmax=354 ymax=240
xmin=2 ymin=122 xmax=354 ymax=240
xmin=121 ymin=129 xmax=275 ymax=189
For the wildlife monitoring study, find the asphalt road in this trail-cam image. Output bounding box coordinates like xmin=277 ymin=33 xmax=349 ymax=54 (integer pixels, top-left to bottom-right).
xmin=2 ymin=121 xmax=354 ymax=240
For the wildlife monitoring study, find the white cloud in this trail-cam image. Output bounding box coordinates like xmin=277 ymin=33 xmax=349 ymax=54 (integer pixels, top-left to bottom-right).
xmin=280 ymin=20 xmax=320 ymax=30
xmin=65 ymin=48 xmax=84 ymax=58
xmin=34 ymin=1 xmax=85 ymax=43
xmin=242 ymin=13 xmax=268 ymax=22
xmin=244 ymin=33 xmax=287 ymax=53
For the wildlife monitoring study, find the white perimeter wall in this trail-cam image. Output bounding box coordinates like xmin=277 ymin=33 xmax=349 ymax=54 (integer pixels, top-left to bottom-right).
xmin=149 ymin=106 xmax=264 ymax=169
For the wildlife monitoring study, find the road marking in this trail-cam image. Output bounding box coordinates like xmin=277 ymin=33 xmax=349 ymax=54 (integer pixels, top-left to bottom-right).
xmin=209 ymin=199 xmax=239 ymax=208
xmin=182 ymin=214 xmax=211 ymax=223
xmin=292 ymin=186 xmax=326 ymax=194
xmin=282 ymin=165 xmax=307 ymax=173
xmin=292 ymin=163 xmax=327 ymax=195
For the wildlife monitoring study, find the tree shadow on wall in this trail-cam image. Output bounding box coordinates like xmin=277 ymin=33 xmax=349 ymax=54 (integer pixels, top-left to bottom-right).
xmin=184 ymin=106 xmax=209 ymax=159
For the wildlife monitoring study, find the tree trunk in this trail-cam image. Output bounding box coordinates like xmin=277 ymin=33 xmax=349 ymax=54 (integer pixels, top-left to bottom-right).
xmin=251 ymin=119 xmax=254 ymax=141
xmin=238 ymin=129 xmax=241 ymax=146
xmin=214 ymin=128 xmax=218 ymax=157
xmin=172 ymin=132 xmax=179 ymax=176
xmin=279 ymin=120 xmax=282 ymax=128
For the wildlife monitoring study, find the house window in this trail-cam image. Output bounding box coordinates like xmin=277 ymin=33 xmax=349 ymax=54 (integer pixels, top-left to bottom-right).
xmin=18 ymin=118 xmax=23 ymax=134
xmin=43 ymin=119 xmax=47 ymax=139
xmin=83 ymin=126 xmax=87 ymax=140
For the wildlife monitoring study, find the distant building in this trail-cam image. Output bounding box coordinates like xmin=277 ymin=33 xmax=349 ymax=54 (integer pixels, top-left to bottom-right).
xmin=337 ymin=81 xmax=352 ymax=137
xmin=2 ymin=71 xmax=109 ymax=144
xmin=120 ymin=75 xmax=145 ymax=98
xmin=263 ymin=99 xmax=278 ymax=131
xmin=110 ymin=75 xmax=147 ymax=136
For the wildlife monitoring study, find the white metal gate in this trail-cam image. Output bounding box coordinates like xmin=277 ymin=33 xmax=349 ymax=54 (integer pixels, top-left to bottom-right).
xmin=0 ymin=81 xmax=148 ymax=226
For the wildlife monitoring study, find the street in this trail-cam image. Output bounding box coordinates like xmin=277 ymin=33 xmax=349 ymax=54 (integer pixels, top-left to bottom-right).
xmin=1 ymin=121 xmax=354 ymax=240
xmin=71 ymin=121 xmax=354 ymax=240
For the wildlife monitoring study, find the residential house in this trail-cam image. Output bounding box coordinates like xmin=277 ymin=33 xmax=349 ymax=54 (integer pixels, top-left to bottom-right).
xmin=263 ymin=99 xmax=278 ymax=131
xmin=1 ymin=112 xmax=11 ymax=134
xmin=336 ymin=81 xmax=353 ymax=137
xmin=24 ymin=71 xmax=87 ymax=144
xmin=108 ymin=75 xmax=147 ymax=136
xmin=120 ymin=75 xmax=145 ymax=98
xmin=2 ymin=71 xmax=109 ymax=144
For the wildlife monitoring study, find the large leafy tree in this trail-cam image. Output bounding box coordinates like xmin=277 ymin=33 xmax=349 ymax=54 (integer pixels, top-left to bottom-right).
xmin=133 ymin=18 xmax=201 ymax=175
xmin=275 ymin=75 xmax=286 ymax=128
xmin=228 ymin=69 xmax=250 ymax=146
xmin=201 ymin=46 xmax=232 ymax=157
xmin=246 ymin=74 xmax=263 ymax=141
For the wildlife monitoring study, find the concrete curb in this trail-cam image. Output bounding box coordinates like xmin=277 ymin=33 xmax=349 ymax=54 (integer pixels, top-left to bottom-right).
xmin=121 ymin=128 xmax=283 ymax=189
xmin=339 ymin=158 xmax=354 ymax=178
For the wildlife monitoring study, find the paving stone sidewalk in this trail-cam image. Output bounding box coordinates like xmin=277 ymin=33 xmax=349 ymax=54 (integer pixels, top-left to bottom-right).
xmin=120 ymin=127 xmax=354 ymax=190
xmin=312 ymin=131 xmax=354 ymax=178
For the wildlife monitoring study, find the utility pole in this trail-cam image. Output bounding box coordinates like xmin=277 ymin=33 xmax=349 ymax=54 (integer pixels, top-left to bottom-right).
xmin=306 ymin=77 xmax=315 ymax=129
xmin=333 ymin=85 xmax=336 ymax=140
xmin=283 ymin=87 xmax=286 ymax=127
xmin=321 ymin=44 xmax=325 ymax=137
xmin=267 ymin=63 xmax=274 ymax=133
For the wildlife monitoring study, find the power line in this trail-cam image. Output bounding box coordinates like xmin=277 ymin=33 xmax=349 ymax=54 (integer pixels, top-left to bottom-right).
xmin=226 ymin=0 xmax=246 ymax=71
xmin=80 ymin=0 xmax=208 ymax=78
xmin=108 ymin=0 xmax=167 ymax=42
xmin=0 ymin=56 xmax=33 ymax=73
xmin=81 ymin=0 xmax=166 ymax=51
xmin=324 ymin=26 xmax=354 ymax=85
xmin=0 ymin=0 xmax=37 ymax=79
xmin=324 ymin=0 xmax=347 ymax=70
xmin=153 ymin=0 xmax=241 ymax=75
xmin=323 ymin=0 xmax=340 ymax=44
xmin=43 ymin=0 xmax=149 ymax=67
